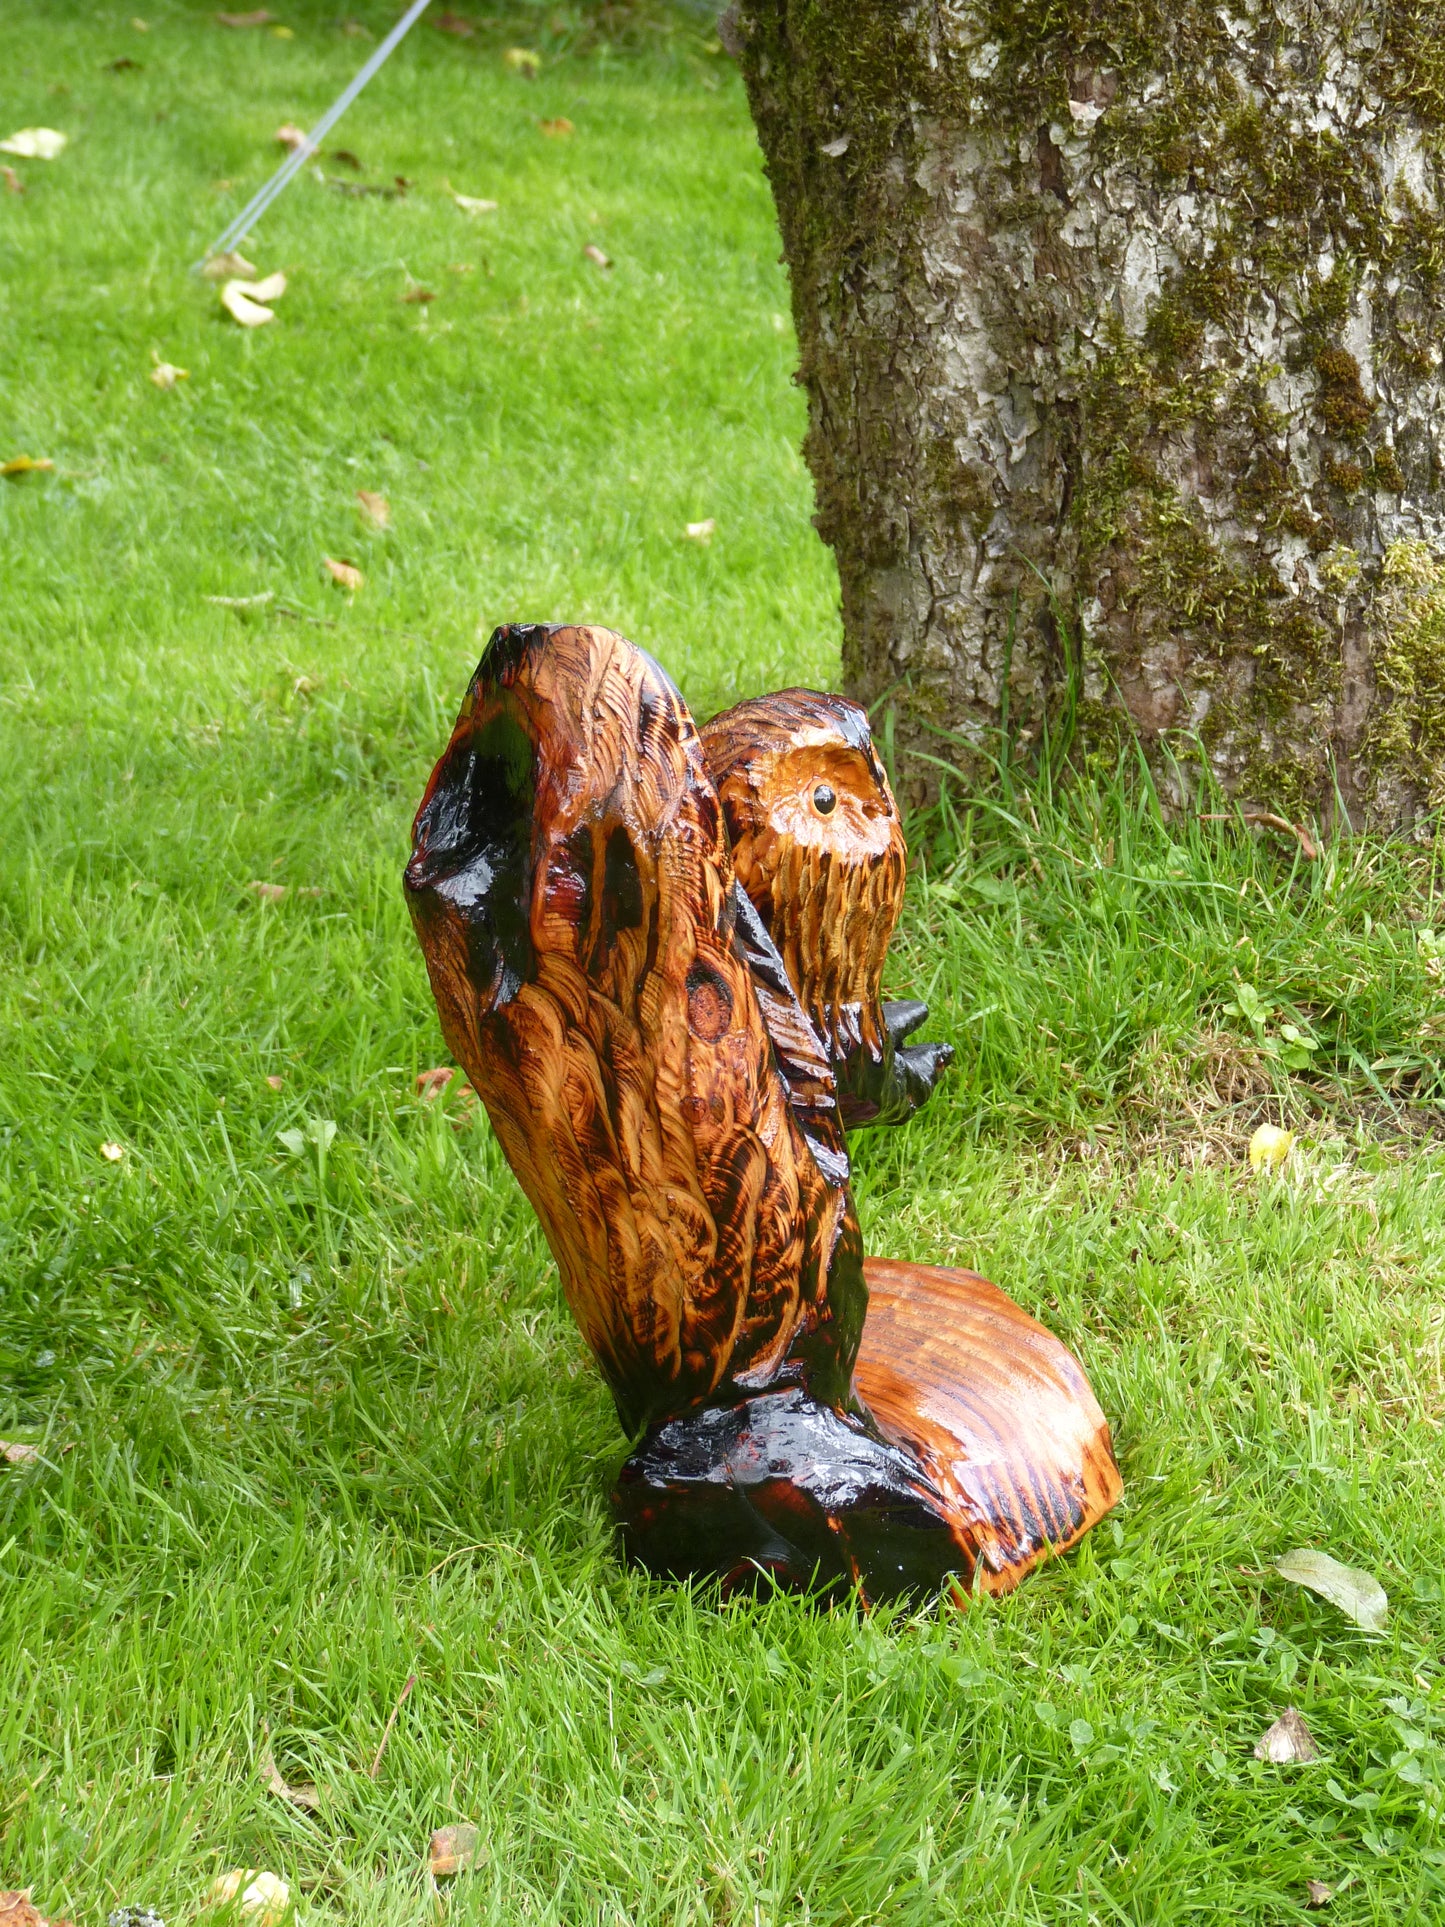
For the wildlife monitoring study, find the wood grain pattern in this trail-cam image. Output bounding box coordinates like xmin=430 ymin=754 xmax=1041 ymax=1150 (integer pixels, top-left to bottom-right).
xmin=855 ymin=1259 xmax=1123 ymax=1589
xmin=407 ymin=623 xmax=1121 ymax=1595
xmin=702 ymin=690 xmax=953 ymax=1127
xmin=701 ymin=689 xmax=904 ymax=1065
xmin=405 ymin=624 xmax=864 ymax=1435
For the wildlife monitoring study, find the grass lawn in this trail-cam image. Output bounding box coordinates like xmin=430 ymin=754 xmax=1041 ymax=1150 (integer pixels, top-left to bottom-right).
xmin=3 ymin=3 xmax=1445 ymax=1922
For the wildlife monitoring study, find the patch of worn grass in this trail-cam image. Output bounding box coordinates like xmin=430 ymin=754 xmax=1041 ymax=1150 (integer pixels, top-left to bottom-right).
xmin=4 ymin=5 xmax=1445 ymax=1925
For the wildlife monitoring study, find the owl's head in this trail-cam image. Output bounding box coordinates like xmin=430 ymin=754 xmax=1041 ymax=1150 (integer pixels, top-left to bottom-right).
xmin=701 ymin=689 xmax=905 ymax=1063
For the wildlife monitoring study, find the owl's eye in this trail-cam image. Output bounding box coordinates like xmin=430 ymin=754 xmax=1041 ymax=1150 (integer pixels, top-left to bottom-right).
xmin=812 ymin=783 xmax=837 ymax=815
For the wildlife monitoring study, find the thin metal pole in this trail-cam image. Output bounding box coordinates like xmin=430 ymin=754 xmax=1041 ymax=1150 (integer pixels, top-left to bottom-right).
xmin=196 ymin=0 xmax=433 ymax=271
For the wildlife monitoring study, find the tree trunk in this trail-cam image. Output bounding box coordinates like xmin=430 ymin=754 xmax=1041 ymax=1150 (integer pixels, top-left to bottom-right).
xmin=730 ymin=0 xmax=1445 ymax=831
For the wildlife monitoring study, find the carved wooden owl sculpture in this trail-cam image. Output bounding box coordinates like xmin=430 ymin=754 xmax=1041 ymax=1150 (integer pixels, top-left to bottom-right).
xmin=407 ymin=623 xmax=1121 ymax=1600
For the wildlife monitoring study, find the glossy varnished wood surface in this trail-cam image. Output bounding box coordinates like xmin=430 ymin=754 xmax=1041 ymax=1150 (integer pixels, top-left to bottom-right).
xmin=701 ymin=689 xmax=905 ymax=1066
xmin=407 ymin=623 xmax=1121 ymax=1595
xmin=404 ymin=624 xmax=865 ymax=1436
xmin=856 ymin=1259 xmax=1123 ymax=1591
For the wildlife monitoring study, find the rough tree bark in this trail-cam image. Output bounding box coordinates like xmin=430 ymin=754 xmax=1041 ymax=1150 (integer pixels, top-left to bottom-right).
xmin=729 ymin=0 xmax=1445 ymax=830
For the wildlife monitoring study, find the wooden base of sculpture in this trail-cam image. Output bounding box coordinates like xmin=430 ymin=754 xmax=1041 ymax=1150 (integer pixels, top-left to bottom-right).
xmin=616 ymin=1259 xmax=1120 ymax=1601
xmin=406 ymin=622 xmax=1121 ymax=1601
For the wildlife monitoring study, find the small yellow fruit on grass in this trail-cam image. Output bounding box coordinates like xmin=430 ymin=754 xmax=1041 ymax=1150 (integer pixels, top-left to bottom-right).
xmin=206 ymin=1870 xmax=290 ymax=1924
xmin=1248 ymin=1124 xmax=1294 ymax=1171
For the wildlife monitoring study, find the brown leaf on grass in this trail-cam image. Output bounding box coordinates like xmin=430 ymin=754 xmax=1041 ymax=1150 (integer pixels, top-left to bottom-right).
xmin=428 ymin=1823 xmax=480 ymax=1877
xmin=417 ymin=1067 xmax=457 ymax=1102
xmin=2 ymin=165 xmax=22 ymax=193
xmin=582 ymin=243 xmax=611 ymax=269
xmin=328 ymin=148 xmax=362 ymax=169
xmin=2 ymin=456 xmax=54 ymax=478
xmin=1254 ymin=1707 xmax=1320 ymax=1764
xmin=202 ymin=249 xmax=257 ymax=280
xmin=248 ymin=880 xmax=288 ymax=903
xmin=216 ymin=8 xmax=273 ymax=24
xmin=1 ymin=1442 xmax=41 ymax=1467
xmin=356 ymin=489 xmax=390 ymax=528
xmin=539 ymin=117 xmax=573 ymax=136
xmin=275 ymin=122 xmax=307 ymax=150
xmin=502 ymin=47 xmax=542 ymax=75
xmin=323 ymin=555 xmax=363 ymax=592
xmin=402 ymin=287 xmax=436 ymax=304
xmin=107 ymin=57 xmax=144 ymax=72
xmin=260 ymin=1733 xmax=321 ymax=1811
xmin=265 ymin=1074 xmax=285 ymax=1091
xmin=432 ymin=10 xmax=476 ymax=34
xmin=1306 ymin=1882 xmax=1333 ymax=1908
xmin=0 ymin=1892 xmax=73 ymax=1927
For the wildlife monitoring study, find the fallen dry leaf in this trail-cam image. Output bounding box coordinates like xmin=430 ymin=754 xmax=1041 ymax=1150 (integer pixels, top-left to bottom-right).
xmin=265 ymin=1074 xmax=285 ymax=1091
xmin=260 ymin=1736 xmax=321 ymax=1812
xmin=1 ymin=1442 xmax=41 ymax=1467
xmin=323 ymin=555 xmax=363 ymax=592
xmin=275 ymin=122 xmax=307 ymax=151
xmin=356 ymin=489 xmax=390 ymax=529
xmin=328 ymin=148 xmax=361 ymax=170
xmin=0 ymin=129 xmax=68 ymax=160
xmin=107 ymin=57 xmax=143 ymax=72
xmin=204 ymin=1873 xmax=287 ymax=1925
xmin=449 ymin=184 xmax=498 ymax=215
xmin=150 ymin=360 xmax=189 ymax=389
xmin=1306 ymin=1881 xmax=1333 ymax=1908
xmin=684 ymin=518 xmax=715 ymax=543
xmin=215 ymin=8 xmax=273 ymax=24
xmin=1 ymin=456 xmax=53 ymax=478
xmin=247 ymin=881 xmax=288 ymax=903
xmin=432 ymin=9 xmax=476 ymax=33
xmin=1248 ymin=1123 xmax=1294 ymax=1171
xmin=0 ymin=1892 xmax=72 ymax=1927
xmin=221 ymin=282 xmax=276 ymax=328
xmin=502 ymin=46 xmax=542 ymax=75
xmin=101 ymin=1141 xmax=126 ymax=1162
xmin=232 ymin=271 xmax=287 ymax=303
xmin=539 ymin=117 xmax=573 ymax=137
xmin=2 ymin=165 xmax=22 ymax=193
xmin=428 ymin=1823 xmax=480 ymax=1877
xmin=417 ymin=1067 xmax=457 ymax=1102
xmin=1254 ymin=1707 xmax=1319 ymax=1764
xmin=583 ymin=243 xmax=611 ymax=270
xmin=1275 ymin=1548 xmax=1388 ymax=1631
xmin=402 ymin=287 xmax=436 ymax=304
xmin=202 ymin=250 xmax=257 ymax=280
